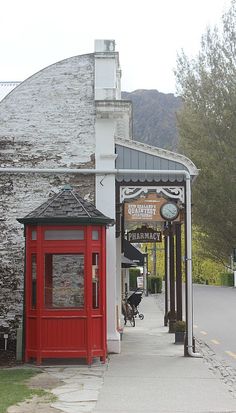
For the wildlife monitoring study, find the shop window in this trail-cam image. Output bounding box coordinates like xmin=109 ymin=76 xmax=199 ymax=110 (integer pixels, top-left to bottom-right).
xmin=44 ymin=254 xmax=84 ymax=308
xmin=31 ymin=254 xmax=37 ymax=309
xmin=92 ymin=253 xmax=100 ymax=309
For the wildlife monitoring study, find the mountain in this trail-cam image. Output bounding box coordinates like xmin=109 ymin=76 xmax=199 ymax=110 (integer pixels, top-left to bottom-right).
xmin=122 ymin=90 xmax=182 ymax=150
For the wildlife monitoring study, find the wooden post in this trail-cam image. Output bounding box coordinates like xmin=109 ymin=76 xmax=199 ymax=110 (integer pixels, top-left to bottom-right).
xmin=164 ymin=235 xmax=169 ymax=326
xmin=169 ymin=223 xmax=176 ymax=333
xmin=176 ymin=223 xmax=183 ymax=321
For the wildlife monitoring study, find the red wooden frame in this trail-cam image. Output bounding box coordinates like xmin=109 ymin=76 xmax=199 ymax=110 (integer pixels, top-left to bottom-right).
xmin=24 ymin=224 xmax=107 ymax=365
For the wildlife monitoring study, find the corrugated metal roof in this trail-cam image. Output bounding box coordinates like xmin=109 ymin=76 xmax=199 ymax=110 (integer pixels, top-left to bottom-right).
xmin=0 ymin=82 xmax=21 ymax=101
xmin=115 ymin=137 xmax=198 ymax=183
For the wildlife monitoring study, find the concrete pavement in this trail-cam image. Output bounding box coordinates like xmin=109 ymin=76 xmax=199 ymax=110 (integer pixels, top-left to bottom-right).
xmin=94 ymin=295 xmax=236 ymax=413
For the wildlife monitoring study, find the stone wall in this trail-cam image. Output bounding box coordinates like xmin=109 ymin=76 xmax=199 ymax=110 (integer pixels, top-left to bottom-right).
xmin=0 ymin=53 xmax=96 ymax=343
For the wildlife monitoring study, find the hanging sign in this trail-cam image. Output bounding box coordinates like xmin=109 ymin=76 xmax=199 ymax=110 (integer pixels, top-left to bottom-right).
xmin=137 ymin=276 xmax=144 ymax=288
xmin=127 ymin=226 xmax=162 ymax=243
xmin=124 ymin=193 xmax=166 ymax=222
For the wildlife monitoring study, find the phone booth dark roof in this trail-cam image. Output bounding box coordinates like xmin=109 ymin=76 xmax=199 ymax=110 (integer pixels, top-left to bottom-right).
xmin=18 ymin=185 xmax=114 ymax=226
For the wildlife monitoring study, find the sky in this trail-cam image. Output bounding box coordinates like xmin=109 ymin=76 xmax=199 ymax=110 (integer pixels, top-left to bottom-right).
xmin=0 ymin=0 xmax=232 ymax=94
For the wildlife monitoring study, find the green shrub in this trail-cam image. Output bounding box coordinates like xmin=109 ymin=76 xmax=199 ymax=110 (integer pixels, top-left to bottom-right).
xmin=219 ymin=272 xmax=234 ymax=287
xmin=148 ymin=276 xmax=162 ymax=293
xmin=129 ymin=268 xmax=141 ymax=290
xmin=174 ymin=320 xmax=186 ymax=332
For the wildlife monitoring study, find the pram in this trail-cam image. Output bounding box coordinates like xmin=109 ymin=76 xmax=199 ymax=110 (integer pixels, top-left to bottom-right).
xmin=127 ymin=290 xmax=144 ymax=320
xmin=122 ymin=298 xmax=135 ymax=327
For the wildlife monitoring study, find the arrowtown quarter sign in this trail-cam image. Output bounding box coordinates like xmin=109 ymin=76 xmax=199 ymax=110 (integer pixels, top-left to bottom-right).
xmin=127 ymin=226 xmax=162 ymax=243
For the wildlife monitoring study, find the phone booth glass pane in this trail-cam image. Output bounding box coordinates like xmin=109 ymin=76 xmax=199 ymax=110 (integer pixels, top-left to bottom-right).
xmin=31 ymin=231 xmax=37 ymax=240
xmin=31 ymin=254 xmax=37 ymax=309
xmin=44 ymin=230 xmax=84 ymax=240
xmin=92 ymin=230 xmax=99 ymax=240
xmin=92 ymin=253 xmax=100 ymax=309
xmin=44 ymin=253 xmax=85 ymax=308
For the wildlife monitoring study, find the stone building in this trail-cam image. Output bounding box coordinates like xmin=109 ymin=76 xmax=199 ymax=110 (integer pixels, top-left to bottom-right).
xmin=0 ymin=40 xmax=198 ymax=359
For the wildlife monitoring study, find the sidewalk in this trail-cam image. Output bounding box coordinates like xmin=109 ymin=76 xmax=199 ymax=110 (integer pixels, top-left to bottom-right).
xmin=94 ymin=295 xmax=236 ymax=413
xmin=9 ymin=295 xmax=236 ymax=413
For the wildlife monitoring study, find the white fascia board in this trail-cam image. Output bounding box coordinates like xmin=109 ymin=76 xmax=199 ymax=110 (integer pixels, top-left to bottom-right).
xmin=115 ymin=137 xmax=199 ymax=177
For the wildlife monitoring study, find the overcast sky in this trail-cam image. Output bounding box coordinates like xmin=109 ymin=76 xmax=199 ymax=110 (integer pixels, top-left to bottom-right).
xmin=0 ymin=0 xmax=232 ymax=94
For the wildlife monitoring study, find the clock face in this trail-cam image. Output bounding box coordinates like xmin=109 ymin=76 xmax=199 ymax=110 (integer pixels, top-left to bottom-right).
xmin=160 ymin=202 xmax=179 ymax=221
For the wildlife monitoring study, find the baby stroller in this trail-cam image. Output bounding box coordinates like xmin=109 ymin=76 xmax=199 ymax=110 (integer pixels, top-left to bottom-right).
xmin=127 ymin=290 xmax=144 ymax=320
xmin=122 ymin=296 xmax=136 ymax=327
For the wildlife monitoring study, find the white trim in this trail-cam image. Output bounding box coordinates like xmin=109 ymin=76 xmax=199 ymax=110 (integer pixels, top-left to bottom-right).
xmin=120 ymin=186 xmax=185 ymax=203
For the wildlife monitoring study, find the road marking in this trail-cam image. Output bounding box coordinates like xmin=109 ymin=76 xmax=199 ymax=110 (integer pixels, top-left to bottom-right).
xmin=225 ymin=351 xmax=236 ymax=359
xmin=211 ymin=339 xmax=220 ymax=345
xmin=200 ymin=330 xmax=207 ymax=335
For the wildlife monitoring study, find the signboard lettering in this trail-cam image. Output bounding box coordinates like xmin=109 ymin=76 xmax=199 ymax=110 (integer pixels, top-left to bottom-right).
xmin=127 ymin=227 xmax=162 ymax=243
xmin=125 ymin=193 xmax=167 ymax=222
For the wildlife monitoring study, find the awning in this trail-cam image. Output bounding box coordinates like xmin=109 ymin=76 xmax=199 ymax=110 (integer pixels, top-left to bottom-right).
xmin=121 ymin=254 xmax=136 ymax=268
xmin=123 ymin=239 xmax=146 ymax=266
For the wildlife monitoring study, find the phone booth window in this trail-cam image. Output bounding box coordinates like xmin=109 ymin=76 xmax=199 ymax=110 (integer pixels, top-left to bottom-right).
xmin=31 ymin=254 xmax=37 ymax=309
xmin=92 ymin=230 xmax=99 ymax=240
xmin=44 ymin=254 xmax=84 ymax=308
xmin=92 ymin=253 xmax=100 ymax=309
xmin=31 ymin=230 xmax=37 ymax=240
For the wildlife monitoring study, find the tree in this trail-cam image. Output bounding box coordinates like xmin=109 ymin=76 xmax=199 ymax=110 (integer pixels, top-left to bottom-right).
xmin=175 ymin=0 xmax=236 ymax=263
xmin=191 ymin=227 xmax=225 ymax=284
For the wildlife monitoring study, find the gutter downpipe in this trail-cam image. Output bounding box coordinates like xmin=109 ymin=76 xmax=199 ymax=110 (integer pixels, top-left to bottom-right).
xmin=0 ymin=166 xmax=201 ymax=357
xmin=184 ymin=172 xmax=201 ymax=357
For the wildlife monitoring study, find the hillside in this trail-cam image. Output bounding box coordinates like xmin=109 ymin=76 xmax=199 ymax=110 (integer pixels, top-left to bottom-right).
xmin=122 ymin=89 xmax=182 ymax=150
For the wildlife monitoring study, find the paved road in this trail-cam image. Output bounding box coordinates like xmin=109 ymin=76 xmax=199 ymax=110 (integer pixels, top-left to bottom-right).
xmin=193 ymin=284 xmax=236 ymax=368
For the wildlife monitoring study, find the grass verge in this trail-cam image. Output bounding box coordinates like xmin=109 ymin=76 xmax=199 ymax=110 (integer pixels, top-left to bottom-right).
xmin=0 ymin=368 xmax=46 ymax=413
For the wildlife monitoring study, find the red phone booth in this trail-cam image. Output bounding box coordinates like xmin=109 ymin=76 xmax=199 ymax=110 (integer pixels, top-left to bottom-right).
xmin=17 ymin=186 xmax=113 ymax=365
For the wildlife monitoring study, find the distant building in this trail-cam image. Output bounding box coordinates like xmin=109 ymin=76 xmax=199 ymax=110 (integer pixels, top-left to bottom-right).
xmin=0 ymin=81 xmax=21 ymax=101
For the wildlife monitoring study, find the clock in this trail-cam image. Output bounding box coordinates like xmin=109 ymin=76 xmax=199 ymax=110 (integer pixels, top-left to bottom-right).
xmin=160 ymin=202 xmax=179 ymax=221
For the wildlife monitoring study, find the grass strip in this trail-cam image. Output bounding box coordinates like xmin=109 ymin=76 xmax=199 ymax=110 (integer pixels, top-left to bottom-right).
xmin=0 ymin=368 xmax=45 ymax=413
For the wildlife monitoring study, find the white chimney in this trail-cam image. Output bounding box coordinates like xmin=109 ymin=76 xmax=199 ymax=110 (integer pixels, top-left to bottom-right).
xmin=94 ymin=39 xmax=121 ymax=100
xmin=94 ymin=39 xmax=116 ymax=53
